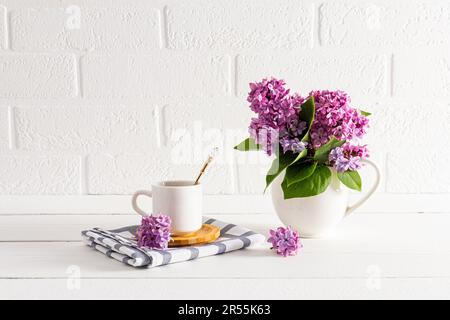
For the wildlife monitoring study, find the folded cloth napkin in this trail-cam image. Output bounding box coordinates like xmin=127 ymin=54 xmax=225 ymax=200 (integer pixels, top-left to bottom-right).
xmin=81 ymin=216 xmax=265 ymax=268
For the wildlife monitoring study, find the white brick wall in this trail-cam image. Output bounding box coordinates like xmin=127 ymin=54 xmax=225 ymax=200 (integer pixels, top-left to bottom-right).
xmin=387 ymin=153 xmax=450 ymax=193
xmin=0 ymin=156 xmax=80 ymax=194
xmin=14 ymin=106 xmax=158 ymax=152
xmin=10 ymin=6 xmax=161 ymax=51
xmin=394 ymin=52 xmax=450 ymax=100
xmin=0 ymin=54 xmax=77 ymax=98
xmin=87 ymin=153 xmax=235 ymax=194
xmin=87 ymin=153 xmax=171 ymax=194
xmin=0 ymin=6 xmax=6 ymax=49
xmin=0 ymin=0 xmax=448 ymax=196
xmin=81 ymin=54 xmax=230 ymax=99
xmin=166 ymin=0 xmax=313 ymax=50
xmin=0 ymin=107 xmax=8 ymax=150
xmin=320 ymin=1 xmax=450 ymax=47
xmin=237 ymin=53 xmax=388 ymax=103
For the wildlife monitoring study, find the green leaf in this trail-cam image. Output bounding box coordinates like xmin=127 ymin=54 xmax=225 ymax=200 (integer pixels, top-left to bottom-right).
xmin=281 ymin=165 xmax=331 ymax=199
xmin=313 ymin=137 xmax=346 ymax=163
xmin=265 ymin=149 xmax=307 ymax=191
xmin=360 ymin=110 xmax=371 ymax=117
xmin=234 ymin=138 xmax=262 ymax=151
xmin=285 ymin=161 xmax=318 ymax=187
xmin=291 ymin=148 xmax=308 ymax=165
xmin=298 ymin=96 xmax=315 ymax=142
xmin=337 ymin=170 xmax=362 ymax=191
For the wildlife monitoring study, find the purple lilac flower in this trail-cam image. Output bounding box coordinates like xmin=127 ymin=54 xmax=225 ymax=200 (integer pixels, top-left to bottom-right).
xmin=286 ymin=118 xmax=307 ymax=137
xmin=329 ymin=147 xmax=349 ymax=172
xmin=267 ymin=226 xmax=302 ymax=257
xmin=335 ymin=156 xmax=360 ymax=172
xmin=247 ymin=78 xmax=305 ymax=156
xmin=329 ymin=144 xmax=368 ymax=172
xmin=329 ymin=147 xmax=344 ymax=162
xmin=280 ymin=137 xmax=307 ymax=154
xmin=136 ymin=214 xmax=172 ymax=250
xmin=343 ymin=143 xmax=369 ymax=158
xmin=309 ymin=90 xmax=369 ymax=148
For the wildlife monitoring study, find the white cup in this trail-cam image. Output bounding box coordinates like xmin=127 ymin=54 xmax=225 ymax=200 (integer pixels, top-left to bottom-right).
xmin=131 ymin=180 xmax=202 ymax=236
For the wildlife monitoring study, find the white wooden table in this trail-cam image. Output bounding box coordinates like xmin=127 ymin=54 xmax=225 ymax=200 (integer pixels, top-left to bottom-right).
xmin=1 ymin=210 xmax=450 ymax=299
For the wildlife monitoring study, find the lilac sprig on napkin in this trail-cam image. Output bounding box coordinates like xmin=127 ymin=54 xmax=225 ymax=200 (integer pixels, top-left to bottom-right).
xmin=136 ymin=214 xmax=171 ymax=250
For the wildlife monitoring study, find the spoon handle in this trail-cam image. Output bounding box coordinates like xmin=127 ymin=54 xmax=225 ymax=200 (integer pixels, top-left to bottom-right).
xmin=194 ymin=156 xmax=213 ymax=185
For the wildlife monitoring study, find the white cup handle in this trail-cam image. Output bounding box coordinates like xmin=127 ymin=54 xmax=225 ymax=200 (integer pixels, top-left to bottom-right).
xmin=345 ymin=159 xmax=381 ymax=216
xmin=131 ymin=190 xmax=152 ymax=216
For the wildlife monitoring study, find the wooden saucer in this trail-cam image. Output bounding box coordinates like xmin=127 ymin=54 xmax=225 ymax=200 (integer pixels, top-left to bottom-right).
xmin=169 ymin=224 xmax=220 ymax=247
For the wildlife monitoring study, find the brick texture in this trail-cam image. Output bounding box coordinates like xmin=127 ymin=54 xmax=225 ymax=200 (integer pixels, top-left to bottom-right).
xmin=387 ymin=153 xmax=450 ymax=193
xmin=163 ymin=102 xmax=250 ymax=165
xmin=0 ymin=6 xmax=6 ymax=49
xmin=394 ymin=52 xmax=450 ymax=100
xmin=320 ymin=1 xmax=450 ymax=47
xmin=237 ymin=54 xmax=388 ymax=103
xmin=0 ymin=107 xmax=8 ymax=150
xmin=81 ymin=54 xmax=230 ymax=99
xmin=87 ymin=153 xmax=170 ymax=195
xmin=167 ymin=0 xmax=313 ymax=50
xmin=10 ymin=6 xmax=160 ymax=51
xmin=367 ymin=103 xmax=449 ymax=154
xmin=0 ymin=54 xmax=77 ymax=98
xmin=235 ymin=153 xmax=272 ymax=194
xmin=15 ymin=106 xmax=158 ymax=153
xmin=87 ymin=152 xmax=235 ymax=195
xmin=0 ymin=156 xmax=80 ymax=194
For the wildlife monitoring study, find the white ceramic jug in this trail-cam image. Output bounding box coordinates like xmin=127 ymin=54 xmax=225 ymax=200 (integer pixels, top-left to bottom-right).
xmin=271 ymin=159 xmax=381 ymax=238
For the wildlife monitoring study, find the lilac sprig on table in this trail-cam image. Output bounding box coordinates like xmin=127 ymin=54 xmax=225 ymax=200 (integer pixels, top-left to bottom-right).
xmin=235 ymin=77 xmax=372 ymax=198
xmin=136 ymin=214 xmax=172 ymax=250
xmin=267 ymin=226 xmax=302 ymax=257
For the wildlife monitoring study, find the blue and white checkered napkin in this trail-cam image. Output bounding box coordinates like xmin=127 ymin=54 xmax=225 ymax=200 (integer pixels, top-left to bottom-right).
xmin=81 ymin=217 xmax=265 ymax=268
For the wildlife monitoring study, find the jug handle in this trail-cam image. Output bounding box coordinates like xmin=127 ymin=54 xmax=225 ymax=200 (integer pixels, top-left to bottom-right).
xmin=345 ymin=159 xmax=381 ymax=216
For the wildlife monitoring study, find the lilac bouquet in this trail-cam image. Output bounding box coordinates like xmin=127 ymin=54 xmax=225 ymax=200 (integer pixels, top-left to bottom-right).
xmin=235 ymin=78 xmax=370 ymax=198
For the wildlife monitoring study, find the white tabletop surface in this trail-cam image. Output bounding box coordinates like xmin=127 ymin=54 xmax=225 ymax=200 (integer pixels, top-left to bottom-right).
xmin=1 ymin=212 xmax=449 ymax=299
